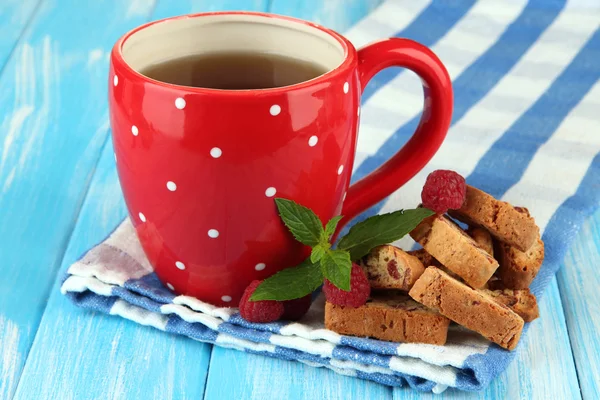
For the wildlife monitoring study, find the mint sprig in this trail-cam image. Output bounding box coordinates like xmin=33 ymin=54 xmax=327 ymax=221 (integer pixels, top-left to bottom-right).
xmin=250 ymin=198 xmax=433 ymax=302
xmin=337 ymin=208 xmax=434 ymax=260
xmin=250 ymin=258 xmax=322 ymax=301
xmin=275 ymin=198 xmax=323 ymax=246
xmin=320 ymin=249 xmax=352 ymax=291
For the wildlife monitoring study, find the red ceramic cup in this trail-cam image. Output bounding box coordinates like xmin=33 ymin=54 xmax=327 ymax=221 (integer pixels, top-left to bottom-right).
xmin=109 ymin=12 xmax=452 ymax=306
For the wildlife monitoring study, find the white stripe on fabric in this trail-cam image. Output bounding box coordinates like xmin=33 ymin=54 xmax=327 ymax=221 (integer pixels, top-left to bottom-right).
xmin=299 ymin=359 xmax=358 ymax=378
xmin=269 ymin=335 xmax=335 ymax=358
xmin=104 ymin=218 xmax=153 ymax=273
xmin=345 ymin=0 xmax=432 ymax=48
xmin=110 ymin=299 xmax=169 ymax=331
xmin=502 ymin=81 xmax=600 ymax=231
xmin=60 ymin=275 xmax=114 ymax=296
xmin=356 ymin=0 xmax=528 ymax=155
xmin=160 ymin=303 xmax=224 ymax=331
xmin=387 ymin=356 xmax=459 ymax=387
xmin=215 ymin=332 xmax=277 ymax=353
xmin=278 ymin=323 xmax=342 ymax=344
xmin=68 ymin=243 xmax=149 ymax=286
xmin=397 ymin=326 xmax=490 ymax=368
xmin=173 ymin=295 xmax=236 ymax=321
xmin=433 ymin=384 xmax=449 ymax=394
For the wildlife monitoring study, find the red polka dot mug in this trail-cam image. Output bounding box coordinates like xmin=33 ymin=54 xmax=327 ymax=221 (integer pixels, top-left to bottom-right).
xmin=109 ymin=12 xmax=453 ymax=306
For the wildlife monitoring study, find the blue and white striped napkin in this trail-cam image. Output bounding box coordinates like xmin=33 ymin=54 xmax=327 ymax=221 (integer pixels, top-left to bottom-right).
xmin=62 ymin=0 xmax=600 ymax=392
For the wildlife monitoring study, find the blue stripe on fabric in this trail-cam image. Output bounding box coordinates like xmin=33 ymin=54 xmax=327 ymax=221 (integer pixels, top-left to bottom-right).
xmin=345 ymin=0 xmax=567 ymax=232
xmin=64 ymin=291 xmax=117 ymax=314
xmin=361 ymin=0 xmax=476 ymax=102
xmin=165 ymin=315 xmax=219 ymax=342
xmin=123 ymin=273 xmax=176 ymax=304
xmin=218 ymin=321 xmax=273 ymax=343
xmin=339 ymin=335 xmax=400 ymax=355
xmin=227 ymin=313 xmax=289 ymax=333
xmin=469 ymin=28 xmax=600 ymax=198
xmin=332 ymin=345 xmax=393 ymax=368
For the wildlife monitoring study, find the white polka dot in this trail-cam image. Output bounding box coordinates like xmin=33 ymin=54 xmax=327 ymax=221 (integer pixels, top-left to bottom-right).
xmin=113 ymin=75 xmax=118 ymax=86
xmin=221 ymin=295 xmax=232 ymax=302
xmin=255 ymin=263 xmax=266 ymax=271
xmin=175 ymin=261 xmax=185 ymax=270
xmin=270 ymin=104 xmax=281 ymax=116
xmin=265 ymin=187 xmax=276 ymax=197
xmin=208 ymin=229 xmax=219 ymax=238
xmin=114 ymin=153 xmax=117 ymax=162
xmin=308 ymin=136 xmax=318 ymax=147
xmin=338 ymin=165 xmax=344 ymax=175
xmin=166 ymin=181 xmax=177 ymax=191
xmin=210 ymin=147 xmax=222 ymax=158
xmin=166 ymin=283 xmax=174 ymax=291
xmin=343 ymin=192 xmax=347 ymax=201
xmin=131 ymin=125 xmax=138 ymax=136
xmin=357 ymin=107 xmax=361 ymax=117
xmin=343 ymin=82 xmax=349 ymax=94
xmin=175 ymin=97 xmax=186 ymax=109
xmin=138 ymin=212 xmax=146 ymax=222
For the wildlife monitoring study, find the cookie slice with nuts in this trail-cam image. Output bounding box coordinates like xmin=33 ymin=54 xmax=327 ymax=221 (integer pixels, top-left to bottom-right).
xmin=449 ymin=186 xmax=539 ymax=252
xmin=360 ymin=245 xmax=425 ymax=291
xmin=479 ymin=287 xmax=539 ymax=322
xmin=409 ymin=267 xmax=524 ymax=350
xmin=325 ymin=292 xmax=450 ymax=345
xmin=410 ymin=215 xmax=499 ymax=288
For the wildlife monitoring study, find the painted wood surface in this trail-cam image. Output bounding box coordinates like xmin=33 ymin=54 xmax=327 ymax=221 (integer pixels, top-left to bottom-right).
xmin=0 ymin=0 xmax=39 ymax=72
xmin=0 ymin=1 xmax=156 ymax=398
xmin=0 ymin=0 xmax=598 ymax=399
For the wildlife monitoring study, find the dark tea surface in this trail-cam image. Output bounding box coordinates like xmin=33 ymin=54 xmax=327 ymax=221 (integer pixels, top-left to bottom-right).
xmin=139 ymin=51 xmax=329 ymax=89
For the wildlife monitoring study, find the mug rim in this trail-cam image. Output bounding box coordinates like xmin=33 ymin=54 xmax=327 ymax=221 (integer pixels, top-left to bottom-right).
xmin=111 ymin=11 xmax=357 ymax=96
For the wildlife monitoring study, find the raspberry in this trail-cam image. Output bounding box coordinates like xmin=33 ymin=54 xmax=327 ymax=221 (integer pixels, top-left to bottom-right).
xmin=421 ymin=169 xmax=466 ymax=214
xmin=282 ymin=295 xmax=312 ymax=321
xmin=239 ymin=280 xmax=284 ymax=323
xmin=323 ymin=263 xmax=370 ymax=308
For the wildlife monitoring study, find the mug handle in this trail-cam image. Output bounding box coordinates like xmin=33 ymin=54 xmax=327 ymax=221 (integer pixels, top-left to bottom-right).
xmin=340 ymin=38 xmax=453 ymax=226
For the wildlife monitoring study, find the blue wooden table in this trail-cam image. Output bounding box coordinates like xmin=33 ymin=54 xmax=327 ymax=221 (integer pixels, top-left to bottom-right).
xmin=1 ymin=1 xmax=598 ymax=399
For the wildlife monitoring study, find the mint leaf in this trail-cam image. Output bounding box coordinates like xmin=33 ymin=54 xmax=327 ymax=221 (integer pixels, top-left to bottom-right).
xmin=275 ymin=198 xmax=324 ymax=246
xmin=310 ymin=243 xmax=328 ymax=263
xmin=338 ymin=208 xmax=435 ymax=260
xmin=250 ymin=258 xmax=323 ymax=301
xmin=321 ymin=249 xmax=352 ymax=291
xmin=324 ymin=215 xmax=343 ymax=241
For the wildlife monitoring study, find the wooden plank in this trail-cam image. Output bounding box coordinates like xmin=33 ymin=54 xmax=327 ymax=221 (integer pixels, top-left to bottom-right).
xmin=205 ymin=346 xmax=393 ymax=400
xmin=557 ymin=209 xmax=600 ymax=400
xmin=13 ymin=142 xmax=213 ymax=400
xmin=10 ymin=0 xmax=269 ymax=398
xmin=0 ymin=0 xmax=38 ymax=70
xmin=0 ymin=1 xmax=156 ymax=398
xmin=270 ymin=0 xmax=385 ymax=34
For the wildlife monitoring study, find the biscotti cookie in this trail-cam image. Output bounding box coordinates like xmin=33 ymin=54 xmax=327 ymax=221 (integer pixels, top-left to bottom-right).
xmin=324 ymin=293 xmax=450 ymax=345
xmin=467 ymin=227 xmax=494 ymax=257
xmin=409 ymin=267 xmax=524 ymax=350
xmin=360 ymin=245 xmax=425 ymax=291
xmin=410 ymin=215 xmax=499 ymax=288
xmin=449 ymin=186 xmax=539 ymax=252
xmin=495 ymin=235 xmax=545 ymax=289
xmin=480 ymin=288 xmax=539 ymax=322
xmin=408 ymin=249 xmax=441 ymax=267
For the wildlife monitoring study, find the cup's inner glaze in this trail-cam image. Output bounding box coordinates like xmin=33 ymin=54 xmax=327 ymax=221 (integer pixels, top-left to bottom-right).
xmin=121 ymin=14 xmax=346 ymax=81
